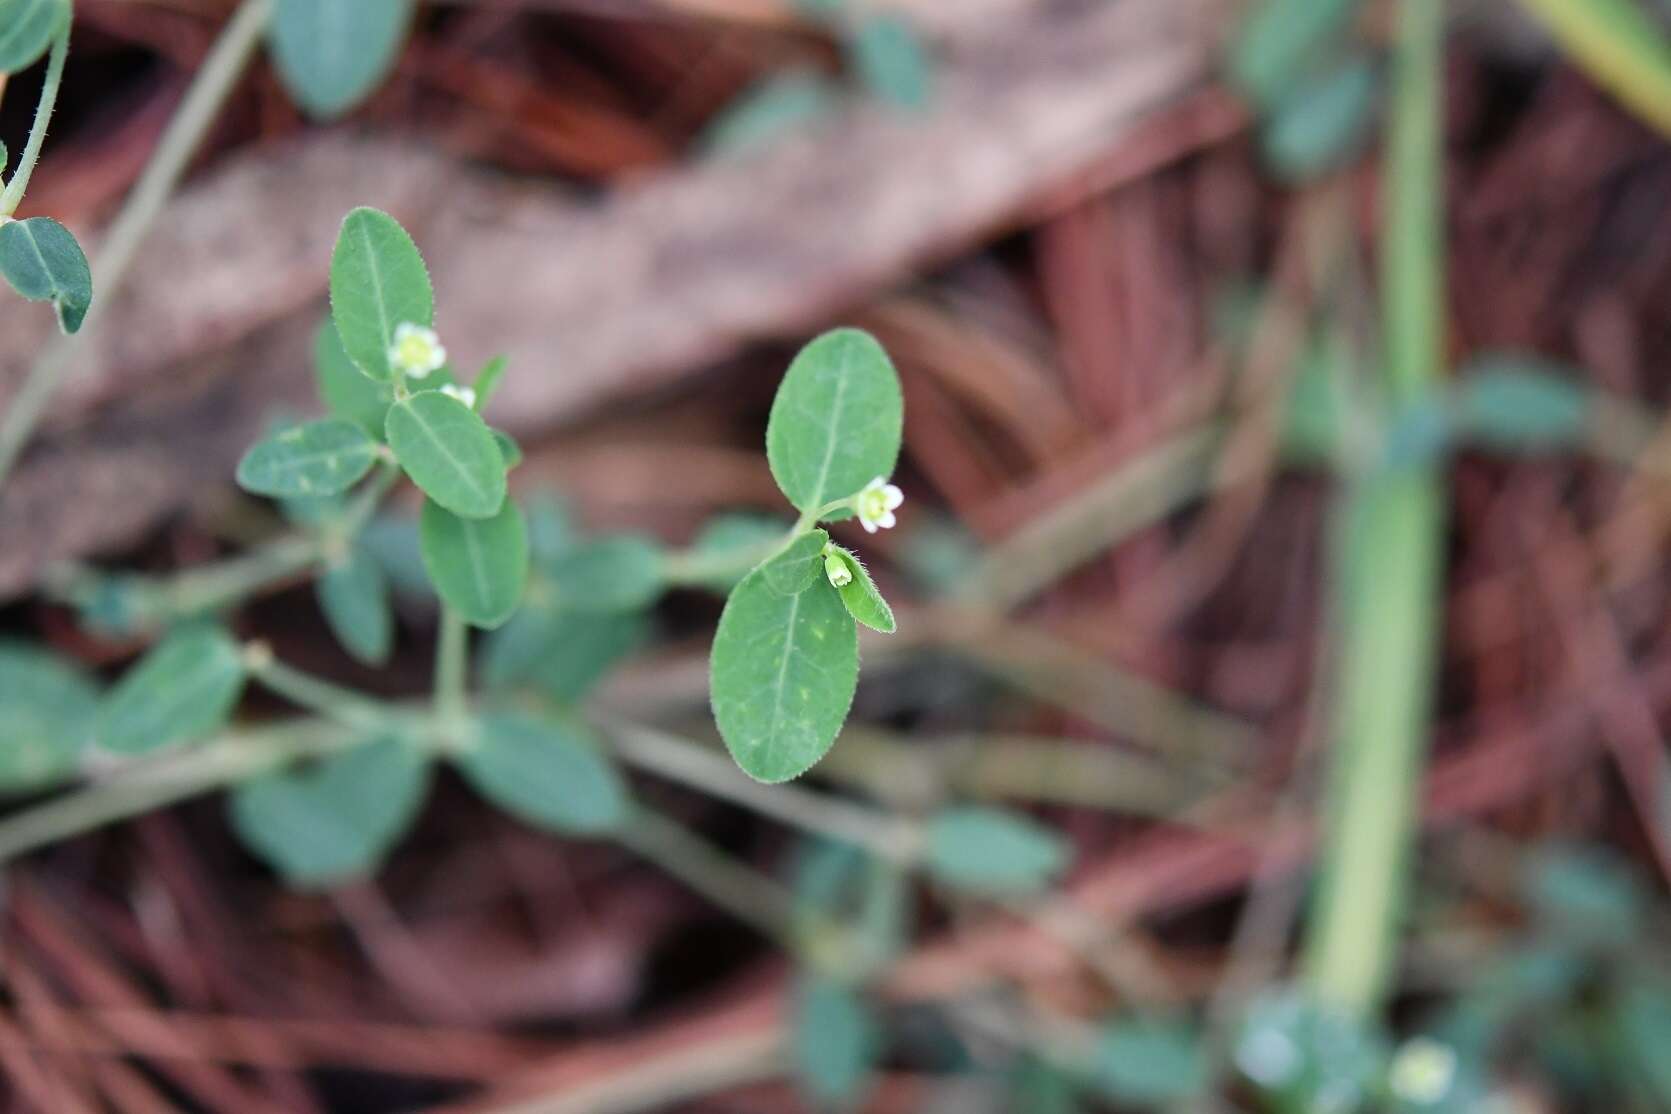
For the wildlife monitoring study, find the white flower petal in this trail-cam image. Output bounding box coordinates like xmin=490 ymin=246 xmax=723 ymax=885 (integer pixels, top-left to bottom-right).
xmin=861 ymin=518 xmax=879 ymax=534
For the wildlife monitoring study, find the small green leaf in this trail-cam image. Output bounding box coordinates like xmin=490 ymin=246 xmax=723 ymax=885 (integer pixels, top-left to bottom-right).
xmin=456 ymin=714 xmax=629 ymax=834
xmin=96 ymin=626 xmax=246 ymax=754
xmin=317 ymin=544 xmax=393 ymax=665
xmin=766 ymin=328 xmax=904 ymax=515
xmin=229 ymin=736 xmax=428 ymax=887
xmin=1228 ymin=0 xmax=1363 ymax=108
xmin=418 ymin=497 xmax=528 ymax=629
xmin=314 ymin=318 xmax=392 ymax=436
xmin=829 ymin=547 xmax=895 ymax=633
xmin=847 ymin=13 xmax=931 ymax=109
xmin=1618 ymin=983 xmax=1671 ymax=1104
xmin=0 ymin=216 xmax=92 ymax=333
xmin=1093 ymin=1019 xmax=1208 ymax=1104
xmin=1451 ymin=355 xmax=1592 ymax=450
xmin=0 ymin=641 xmax=98 ymax=791
xmin=236 ymin=418 xmax=379 ymax=498
xmin=491 ymin=428 xmax=522 ymax=470
xmin=760 ymin=530 xmax=829 ymax=595
xmin=0 ymin=0 xmax=68 ymax=73
xmin=472 ymin=355 xmax=508 ymax=411
xmin=1524 ymin=844 xmax=1643 ymax=944
xmin=269 ymin=0 xmax=413 ymax=119
xmin=793 ymin=976 xmax=879 ymax=1107
xmin=385 ymin=391 xmax=507 ymax=518
xmin=922 ymin=806 xmax=1068 ymax=895
xmin=1261 ymin=54 xmax=1380 ymax=183
xmin=710 ymin=570 xmax=858 ymax=783
xmin=329 ymin=207 xmax=434 ymax=382
xmin=546 ymin=535 xmax=664 ymax=612
xmin=700 ymin=70 xmax=842 ymax=157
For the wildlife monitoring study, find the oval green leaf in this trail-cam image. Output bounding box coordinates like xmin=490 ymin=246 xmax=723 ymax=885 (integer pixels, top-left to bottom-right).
xmin=766 ymin=328 xmax=903 ymax=515
xmin=236 ymin=418 xmax=379 ymax=498
xmin=313 ymin=317 xmax=393 ymax=436
xmin=480 ymin=597 xmax=646 ymax=701
xmin=710 ymin=571 xmax=858 ymax=783
xmin=419 ymin=497 xmax=528 ymax=629
xmin=329 ymin=207 xmax=434 ymax=382
xmin=0 ymin=216 xmax=92 ymax=333
xmin=793 ymin=976 xmax=879 ymax=1107
xmin=830 ymin=546 xmax=895 ymax=633
xmin=96 ymin=626 xmax=247 ymax=755
xmin=229 ymin=736 xmax=428 ymax=888
xmin=317 ymin=544 xmax=394 ymax=665
xmin=923 ymin=805 xmax=1069 ymax=896
xmin=0 ymin=0 xmax=68 ymax=74
xmin=269 ymin=0 xmax=413 ymax=119
xmin=546 ymin=534 xmax=664 ymax=612
xmin=386 ymin=391 xmax=507 ymax=518
xmin=0 ymin=640 xmax=98 ymax=791
xmin=1094 ymin=1019 xmax=1208 ymax=1104
xmin=1452 ymin=355 xmax=1592 ymax=451
xmin=760 ymin=530 xmax=828 ymax=595
xmin=848 ymin=13 xmax=931 ymax=109
xmin=456 ymin=714 xmax=629 ymax=834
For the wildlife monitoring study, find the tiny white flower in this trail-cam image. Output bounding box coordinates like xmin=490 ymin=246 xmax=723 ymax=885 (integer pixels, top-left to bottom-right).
xmin=389 ymin=322 xmax=447 ymax=379
xmin=1388 ymin=1038 xmax=1457 ymax=1105
xmin=439 ymin=382 xmax=477 ymax=408
xmin=825 ymin=550 xmax=853 ymax=588
xmin=854 ymin=476 xmax=904 ymax=534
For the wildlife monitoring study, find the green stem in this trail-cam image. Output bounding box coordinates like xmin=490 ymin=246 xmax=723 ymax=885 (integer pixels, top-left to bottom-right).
xmin=1302 ymin=0 xmax=1447 ymax=1017
xmin=1513 ymin=0 xmax=1671 ymax=138
xmin=613 ymin=807 xmax=797 ymax=941
xmin=246 ymin=651 xmax=392 ymax=731
xmin=0 ymin=27 xmax=69 ymax=216
xmin=0 ymin=720 xmax=351 ymax=864
xmin=660 ymin=496 xmax=856 ymax=590
xmin=0 ymin=0 xmax=274 ymax=491
xmin=602 ymin=717 xmax=920 ymax=861
xmin=434 ymin=607 xmax=469 ymax=725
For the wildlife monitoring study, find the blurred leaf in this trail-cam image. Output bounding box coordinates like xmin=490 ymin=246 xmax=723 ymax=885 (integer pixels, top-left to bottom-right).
xmin=472 ymin=355 xmax=509 ymax=411
xmin=0 ymin=140 xmax=7 ymax=176
xmin=96 ymin=626 xmax=246 ymax=755
xmin=1282 ymin=336 xmax=1354 ymax=465
xmin=524 ymin=495 xmax=578 ymax=560
xmin=767 ymin=328 xmax=903 ymax=515
xmin=1009 ymin=1059 xmax=1081 ymax=1114
xmin=228 ymin=737 xmax=427 ymax=888
xmin=456 ymin=714 xmax=629 ymax=834
xmin=1525 ymin=844 xmax=1644 ymax=945
xmin=0 ymin=216 xmax=92 ymax=333
xmin=329 ymin=207 xmax=433 ymax=382
xmin=360 ymin=514 xmax=432 ymax=602
xmin=1232 ymin=991 xmax=1387 ymax=1114
xmin=314 ymin=318 xmax=392 ymax=437
xmin=711 ymin=571 xmax=857 ymax=783
xmin=793 ymin=976 xmax=879 ymax=1108
xmin=1450 ymin=354 xmax=1591 ymax=450
xmin=1379 ymin=397 xmax=1453 ymax=473
xmin=546 ymin=535 xmax=664 ymax=612
xmin=1262 ymin=54 xmax=1380 ymax=182
xmin=236 ymin=418 xmax=379 ymax=499
xmin=1092 ymin=1018 xmax=1208 ymax=1104
xmin=701 ymin=70 xmax=843 ymax=156
xmin=492 ymin=428 xmax=522 ymax=470
xmin=479 ymin=604 xmax=647 ymax=701
xmin=419 ymin=497 xmax=528 ymax=629
xmin=1617 ymin=981 xmax=1671 ymax=1103
xmin=316 ymin=544 xmax=394 ymax=665
xmin=0 ymin=640 xmax=97 ymax=791
xmin=386 ymin=391 xmax=507 ymax=519
xmin=1229 ymin=0 xmax=1364 ymax=107
xmin=761 ymin=530 xmax=829 ymax=595
xmin=687 ymin=514 xmax=787 ymax=591
xmin=848 ymin=13 xmax=931 ymax=109
xmin=830 ymin=547 xmax=895 ymax=634
xmin=0 ymin=0 xmax=68 ymax=74
xmin=269 ymin=0 xmax=413 ymax=119
xmin=922 ymin=806 xmax=1069 ymax=896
